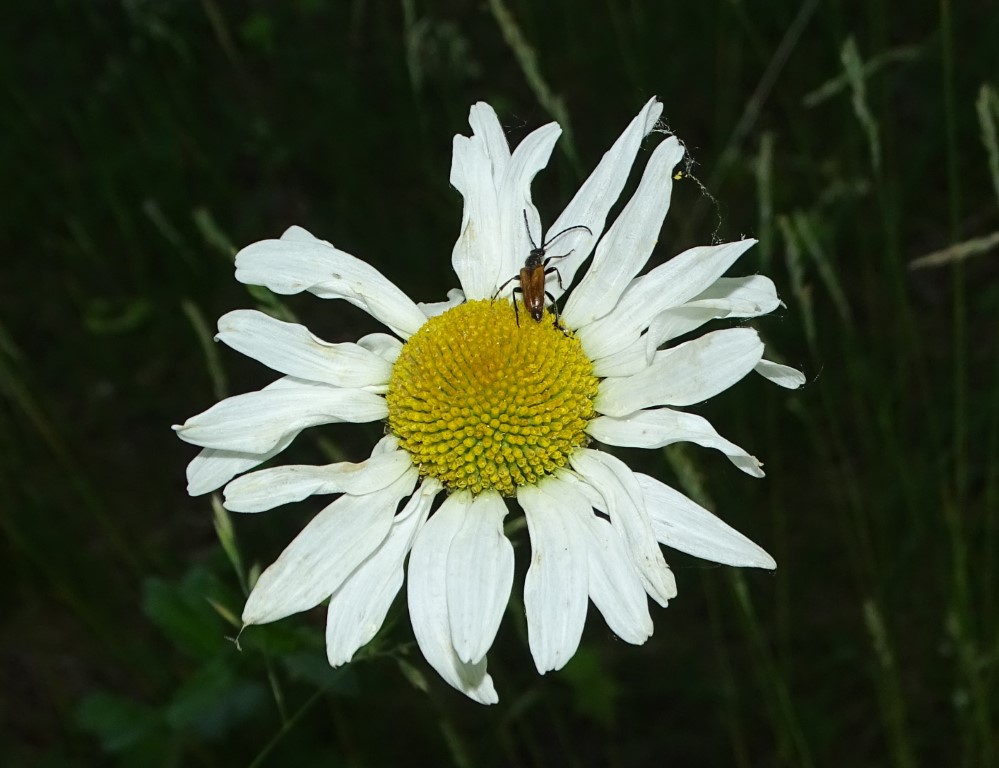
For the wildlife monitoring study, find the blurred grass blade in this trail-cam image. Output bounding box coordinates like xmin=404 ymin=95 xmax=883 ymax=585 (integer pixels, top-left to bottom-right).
xmin=246 ymin=688 xmax=326 ymax=768
xmin=945 ymin=609 xmax=996 ymax=766
xmin=707 ymin=0 xmax=818 ymax=199
xmin=803 ymin=44 xmax=922 ymax=108
xmin=247 ymin=561 xmax=262 ymax=592
xmin=730 ymin=572 xmax=815 ymax=768
xmin=440 ymin=718 xmax=474 ymax=768
xmin=793 ymin=211 xmax=852 ymax=324
xmin=143 ymin=198 xmax=186 ymax=251
xmin=778 ymin=214 xmax=818 ymax=355
xmin=486 ymin=0 xmax=579 ymax=171
xmin=401 ymin=0 xmax=423 ymax=93
xmin=908 ymin=230 xmax=999 ymax=270
xmin=663 ymin=443 xmax=713 ymax=508
xmin=841 ymin=38 xmax=882 ymax=176
xmin=212 ymin=495 xmax=247 ymax=595
xmin=862 ymin=599 xmax=916 ymax=768
xmin=199 ymin=0 xmax=247 ymax=82
xmin=754 ymin=132 xmax=775 ymax=273
xmin=205 ymin=596 xmax=241 ymax=629
xmin=976 ymin=83 xmax=999 ymax=210
xmin=181 ymin=299 xmax=227 ymax=401
xmin=193 ymin=206 xmax=237 ymax=260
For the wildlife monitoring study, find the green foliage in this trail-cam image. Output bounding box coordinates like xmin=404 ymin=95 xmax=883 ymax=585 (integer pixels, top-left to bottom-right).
xmin=76 ymin=693 xmax=164 ymax=756
xmin=142 ymin=568 xmax=236 ymax=660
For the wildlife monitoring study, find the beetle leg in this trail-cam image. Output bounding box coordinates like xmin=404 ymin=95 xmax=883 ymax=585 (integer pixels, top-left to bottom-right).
xmin=541 ymin=250 xmax=573 ymax=269
xmin=511 ymin=286 xmax=522 ymax=327
xmin=544 ymin=265 xmax=565 ymax=291
xmin=493 ymin=274 xmax=519 ymax=301
xmin=545 ymin=290 xmax=568 ymax=334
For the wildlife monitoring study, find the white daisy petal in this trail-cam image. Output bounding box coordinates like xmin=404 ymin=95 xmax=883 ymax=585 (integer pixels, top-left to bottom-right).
xmin=519 ymin=476 xmax=589 ymax=673
xmin=446 ymin=492 xmax=514 ymax=665
xmin=234 ymin=235 xmax=426 ymax=338
xmin=408 ymin=492 xmax=499 ymax=704
xmin=173 ymin=383 xmax=388 ymax=453
xmin=265 ymin=374 xmax=332 ymax=392
xmin=645 ymin=275 xmax=782 ymax=352
xmin=242 ymin=469 xmax=418 ymax=625
xmin=369 ymin=434 xmax=400 ymax=455
xmin=496 ymin=122 xmax=562 ymax=283
xmin=587 ymin=409 xmax=765 ymax=478
xmin=688 ymin=274 xmax=780 ymax=308
xmin=326 ymin=478 xmax=441 ymax=667
xmin=531 ymin=471 xmax=653 ymax=649
xmin=579 ymin=510 xmax=653 ymax=645
xmin=279 ymin=224 xmax=326 ymax=244
xmin=185 ymin=437 xmax=294 ymax=495
xmin=595 ymin=328 xmax=764 ymax=416
xmin=418 ymin=288 xmax=466 ymax=319
xmin=562 ymin=137 xmax=685 ymax=329
xmin=183 ymin=375 xmax=316 ymax=493
xmin=690 ymin=275 xmax=781 ymax=313
xmin=468 ymin=102 xmax=511 ymax=177
xmin=569 ymin=449 xmax=676 ymax=606
xmin=357 ymin=332 xmax=403 ymax=364
xmin=450 ymin=133 xmax=502 ymax=300
xmin=755 ymin=359 xmax=806 ymax=389
xmin=590 ymin=336 xmax=648 ymax=378
xmin=635 ymin=472 xmax=776 ymax=569
xmin=547 ymin=97 xmax=665 ymax=300
xmin=216 ymin=309 xmax=392 ymax=388
xmin=222 ymin=448 xmax=414 ymax=513
xmin=578 ymin=240 xmax=757 ymax=361
xmin=556 ymin=469 xmax=607 ymax=511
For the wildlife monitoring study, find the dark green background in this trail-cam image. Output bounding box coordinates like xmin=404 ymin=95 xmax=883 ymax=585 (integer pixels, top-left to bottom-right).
xmin=3 ymin=0 xmax=998 ymax=765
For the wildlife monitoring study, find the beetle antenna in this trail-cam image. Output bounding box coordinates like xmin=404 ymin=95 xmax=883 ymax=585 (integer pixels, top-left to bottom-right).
xmin=522 ymin=210 xmax=538 ymax=250
xmin=542 ymin=223 xmax=593 ymax=249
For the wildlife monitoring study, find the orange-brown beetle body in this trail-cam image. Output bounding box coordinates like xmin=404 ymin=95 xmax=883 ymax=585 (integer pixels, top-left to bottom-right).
xmin=496 ymin=212 xmax=592 ymax=328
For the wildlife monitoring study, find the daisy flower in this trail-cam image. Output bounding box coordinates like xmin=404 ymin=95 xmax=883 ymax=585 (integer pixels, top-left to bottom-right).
xmin=174 ymin=97 xmax=804 ymax=704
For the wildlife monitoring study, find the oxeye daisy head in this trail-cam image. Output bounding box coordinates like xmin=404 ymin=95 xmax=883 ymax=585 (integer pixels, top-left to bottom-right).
xmin=174 ymin=97 xmax=804 ymax=704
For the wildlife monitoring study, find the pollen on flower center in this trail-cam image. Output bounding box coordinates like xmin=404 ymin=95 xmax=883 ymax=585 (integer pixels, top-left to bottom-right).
xmin=386 ymin=299 xmax=598 ymax=497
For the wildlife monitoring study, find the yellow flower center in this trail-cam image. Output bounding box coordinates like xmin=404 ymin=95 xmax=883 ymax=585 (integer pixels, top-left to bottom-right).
xmin=386 ymin=299 xmax=598 ymax=497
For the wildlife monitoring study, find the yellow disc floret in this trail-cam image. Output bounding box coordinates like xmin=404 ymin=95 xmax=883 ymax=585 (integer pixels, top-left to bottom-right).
xmin=386 ymin=299 xmax=598 ymax=497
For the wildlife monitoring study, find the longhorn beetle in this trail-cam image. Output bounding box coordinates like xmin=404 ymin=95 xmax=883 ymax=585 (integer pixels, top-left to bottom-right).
xmin=494 ymin=211 xmax=592 ymax=328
